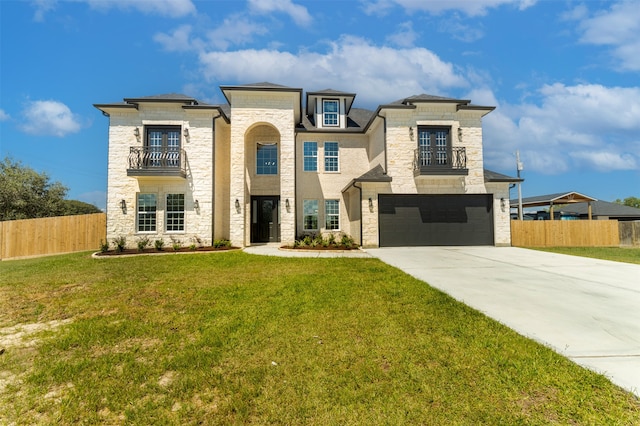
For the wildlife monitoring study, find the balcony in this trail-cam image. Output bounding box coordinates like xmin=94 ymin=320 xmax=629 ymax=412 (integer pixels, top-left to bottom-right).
xmin=127 ymin=146 xmax=186 ymax=178
xmin=413 ymin=147 xmax=468 ymax=176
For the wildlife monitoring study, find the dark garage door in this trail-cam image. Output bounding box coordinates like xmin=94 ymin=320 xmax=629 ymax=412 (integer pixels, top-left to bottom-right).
xmin=378 ymin=194 xmax=494 ymax=246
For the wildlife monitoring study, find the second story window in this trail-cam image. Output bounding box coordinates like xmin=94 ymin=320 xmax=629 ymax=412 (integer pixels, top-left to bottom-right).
xmin=146 ymin=126 xmax=181 ymax=167
xmin=418 ymin=128 xmax=450 ymax=167
xmin=323 ymin=100 xmax=339 ymax=127
xmin=324 ymin=142 xmax=339 ymax=172
xmin=303 ymin=142 xmax=317 ymax=171
xmin=257 ymin=143 xmax=278 ymax=175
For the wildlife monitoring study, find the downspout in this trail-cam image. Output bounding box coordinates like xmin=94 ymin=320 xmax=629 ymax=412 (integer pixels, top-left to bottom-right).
xmin=376 ymin=113 xmax=388 ymax=174
xmin=211 ymin=113 xmax=221 ymax=245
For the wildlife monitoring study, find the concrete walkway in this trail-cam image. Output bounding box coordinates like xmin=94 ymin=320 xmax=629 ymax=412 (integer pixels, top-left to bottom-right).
xmin=366 ymin=246 xmax=640 ymax=397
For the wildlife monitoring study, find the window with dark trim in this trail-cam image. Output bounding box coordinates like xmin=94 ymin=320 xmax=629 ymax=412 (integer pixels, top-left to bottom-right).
xmin=137 ymin=193 xmax=157 ymax=232
xmin=323 ymin=99 xmax=339 ymax=127
xmin=418 ymin=127 xmax=450 ymax=167
xmin=257 ymin=143 xmax=278 ymax=175
xmin=166 ymin=194 xmax=185 ymax=232
xmin=145 ymin=126 xmax=181 ymax=167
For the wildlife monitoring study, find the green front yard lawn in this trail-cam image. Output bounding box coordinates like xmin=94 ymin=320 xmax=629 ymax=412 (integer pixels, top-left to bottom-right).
xmin=533 ymin=246 xmax=640 ymax=265
xmin=1 ymin=251 xmax=638 ymax=424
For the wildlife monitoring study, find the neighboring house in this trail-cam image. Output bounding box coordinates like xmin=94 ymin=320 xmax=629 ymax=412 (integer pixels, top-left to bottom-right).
xmin=562 ymin=200 xmax=640 ymax=221
xmin=94 ymin=82 xmax=520 ymax=248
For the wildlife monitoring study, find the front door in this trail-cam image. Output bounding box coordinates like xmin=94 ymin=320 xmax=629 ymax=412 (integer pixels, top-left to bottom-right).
xmin=251 ymin=196 xmax=280 ymax=243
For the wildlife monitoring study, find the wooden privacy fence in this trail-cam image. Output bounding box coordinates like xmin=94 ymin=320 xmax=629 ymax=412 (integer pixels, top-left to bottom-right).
xmin=511 ymin=220 xmax=620 ymax=247
xmin=0 ymin=213 xmax=106 ymax=260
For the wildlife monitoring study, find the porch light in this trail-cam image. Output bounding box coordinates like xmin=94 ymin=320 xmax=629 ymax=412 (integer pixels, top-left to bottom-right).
xmin=285 ymin=198 xmax=290 ymax=209
xmin=235 ymin=198 xmax=240 ymax=212
xmin=133 ymin=127 xmax=140 ymax=137
xmin=183 ymin=128 xmax=189 ymax=138
xmin=409 ymin=127 xmax=414 ymax=141
xmin=500 ymin=197 xmax=506 ymax=211
xmin=120 ymin=199 xmax=126 ymax=213
xmin=368 ymin=197 xmax=373 ymax=211
xmin=194 ymin=199 xmax=200 ymax=212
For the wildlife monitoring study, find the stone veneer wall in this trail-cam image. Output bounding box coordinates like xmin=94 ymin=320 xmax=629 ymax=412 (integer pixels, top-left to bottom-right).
xmin=105 ymin=104 xmax=216 ymax=249
xmin=227 ymin=92 xmax=298 ymax=247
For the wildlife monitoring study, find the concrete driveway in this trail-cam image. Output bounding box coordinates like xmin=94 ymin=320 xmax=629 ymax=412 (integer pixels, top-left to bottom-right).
xmin=366 ymin=246 xmax=640 ymax=397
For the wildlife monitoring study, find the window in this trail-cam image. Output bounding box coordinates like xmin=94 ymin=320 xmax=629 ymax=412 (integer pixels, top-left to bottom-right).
xmin=323 ymin=99 xmax=339 ymax=126
xmin=303 ymin=142 xmax=317 ymax=171
xmin=325 ymin=199 xmax=339 ymax=230
xmin=303 ymin=199 xmax=318 ymax=230
xmin=418 ymin=128 xmax=450 ymax=167
xmin=166 ymin=194 xmax=185 ymax=232
xmin=137 ymin=193 xmax=157 ymax=232
xmin=257 ymin=143 xmax=278 ymax=175
xmin=324 ymin=142 xmax=339 ymax=172
xmin=146 ymin=126 xmax=181 ymax=167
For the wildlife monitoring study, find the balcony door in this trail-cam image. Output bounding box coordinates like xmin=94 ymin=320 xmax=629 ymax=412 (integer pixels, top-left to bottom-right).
xmin=146 ymin=126 xmax=181 ymax=168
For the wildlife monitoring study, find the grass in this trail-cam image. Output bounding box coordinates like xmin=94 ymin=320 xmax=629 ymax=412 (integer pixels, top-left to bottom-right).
xmin=1 ymin=251 xmax=639 ymax=424
xmin=532 ymin=246 xmax=640 ymax=265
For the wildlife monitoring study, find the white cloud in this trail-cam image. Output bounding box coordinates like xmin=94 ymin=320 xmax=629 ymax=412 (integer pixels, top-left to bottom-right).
xmin=248 ymin=0 xmax=312 ymax=27
xmin=31 ymin=0 xmax=57 ymax=22
xmin=386 ymin=21 xmax=419 ymax=47
xmin=207 ymin=16 xmax=270 ymax=50
xmin=31 ymin=0 xmax=195 ymax=20
xmin=154 ymin=25 xmax=200 ymax=52
xmin=482 ymin=83 xmax=640 ymax=175
xmin=0 ymin=109 xmax=10 ymax=121
xmin=20 ymin=100 xmax=82 ymax=137
xmin=576 ymin=0 xmax=640 ymax=71
xmin=363 ymin=0 xmax=536 ymax=16
xmin=198 ymin=36 xmax=467 ymax=106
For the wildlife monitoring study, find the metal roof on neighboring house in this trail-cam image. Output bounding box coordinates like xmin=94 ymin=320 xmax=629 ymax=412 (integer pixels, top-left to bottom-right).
xmin=510 ymin=191 xmax=597 ymax=208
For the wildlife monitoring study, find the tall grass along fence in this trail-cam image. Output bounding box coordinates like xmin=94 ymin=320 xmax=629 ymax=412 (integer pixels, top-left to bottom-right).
xmin=511 ymin=220 xmax=620 ymax=247
xmin=0 ymin=213 xmax=106 ymax=260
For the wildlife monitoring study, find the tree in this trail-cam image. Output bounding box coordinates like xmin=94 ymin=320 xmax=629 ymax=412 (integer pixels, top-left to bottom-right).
xmin=61 ymin=199 xmax=102 ymax=215
xmin=614 ymin=197 xmax=640 ymax=209
xmin=0 ymin=157 xmax=68 ymax=221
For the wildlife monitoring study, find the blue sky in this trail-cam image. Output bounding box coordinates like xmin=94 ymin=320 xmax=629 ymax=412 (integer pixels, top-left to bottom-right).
xmin=1 ymin=0 xmax=638 ymax=210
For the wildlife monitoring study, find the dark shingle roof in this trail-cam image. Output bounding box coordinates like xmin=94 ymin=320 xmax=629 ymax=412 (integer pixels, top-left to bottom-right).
xmin=561 ymin=200 xmax=640 ymax=218
xmin=342 ymin=164 xmax=392 ymax=192
xmin=484 ymin=169 xmax=522 ymax=183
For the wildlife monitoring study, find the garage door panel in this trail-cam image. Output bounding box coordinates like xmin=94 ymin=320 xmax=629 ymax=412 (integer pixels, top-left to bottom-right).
xmin=379 ymin=194 xmax=493 ymax=246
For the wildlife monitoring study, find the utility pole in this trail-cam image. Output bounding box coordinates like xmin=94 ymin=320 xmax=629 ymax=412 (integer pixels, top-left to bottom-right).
xmin=516 ymin=150 xmax=524 ymax=220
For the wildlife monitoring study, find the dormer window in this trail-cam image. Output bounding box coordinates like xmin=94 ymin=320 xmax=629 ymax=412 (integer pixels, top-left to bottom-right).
xmin=323 ymin=99 xmax=339 ymax=127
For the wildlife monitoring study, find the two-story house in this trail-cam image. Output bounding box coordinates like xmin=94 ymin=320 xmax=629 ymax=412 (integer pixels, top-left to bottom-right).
xmin=94 ymin=82 xmax=520 ymax=249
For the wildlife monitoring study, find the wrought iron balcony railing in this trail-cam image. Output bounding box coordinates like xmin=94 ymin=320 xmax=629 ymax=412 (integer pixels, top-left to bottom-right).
xmin=127 ymin=146 xmax=186 ymax=178
xmin=413 ymin=146 xmax=468 ymax=176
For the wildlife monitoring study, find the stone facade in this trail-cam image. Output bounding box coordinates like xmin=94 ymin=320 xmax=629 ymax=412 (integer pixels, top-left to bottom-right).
xmin=96 ymin=84 xmax=518 ymax=249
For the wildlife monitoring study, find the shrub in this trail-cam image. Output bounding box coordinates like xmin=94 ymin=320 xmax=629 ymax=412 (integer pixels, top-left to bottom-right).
xmin=213 ymin=239 xmax=231 ymax=249
xmin=170 ymin=236 xmax=181 ymax=251
xmin=113 ymin=236 xmax=126 ymax=253
xmin=340 ymin=233 xmax=355 ymax=249
xmin=154 ymin=239 xmax=165 ymax=251
xmin=99 ymin=240 xmax=109 ymax=253
xmin=136 ymin=236 xmax=151 ymax=252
